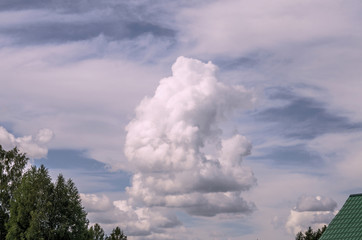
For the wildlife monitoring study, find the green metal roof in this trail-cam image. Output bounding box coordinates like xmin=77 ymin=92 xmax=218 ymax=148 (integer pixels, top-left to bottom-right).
xmin=320 ymin=194 xmax=362 ymax=240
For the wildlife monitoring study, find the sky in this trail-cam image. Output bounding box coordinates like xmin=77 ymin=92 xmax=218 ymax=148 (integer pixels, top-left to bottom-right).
xmin=1 ymin=0 xmax=362 ymax=239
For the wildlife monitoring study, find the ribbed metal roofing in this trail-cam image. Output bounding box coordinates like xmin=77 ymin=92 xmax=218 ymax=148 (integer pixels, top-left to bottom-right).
xmin=319 ymin=194 xmax=362 ymax=240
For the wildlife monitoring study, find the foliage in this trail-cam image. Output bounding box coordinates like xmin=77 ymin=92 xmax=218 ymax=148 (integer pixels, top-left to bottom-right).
xmin=6 ymin=165 xmax=52 ymax=240
xmin=0 ymin=146 xmax=28 ymax=239
xmin=51 ymin=174 xmax=89 ymax=239
xmin=89 ymin=223 xmax=106 ymax=240
xmin=0 ymin=145 xmax=127 ymax=240
xmin=106 ymin=226 xmax=127 ymax=240
xmin=295 ymin=226 xmax=327 ymax=240
xmin=6 ymin=165 xmax=89 ymax=240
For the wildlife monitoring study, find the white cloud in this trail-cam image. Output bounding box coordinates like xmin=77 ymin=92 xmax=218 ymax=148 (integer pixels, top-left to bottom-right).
xmin=35 ymin=128 xmax=54 ymax=144
xmin=0 ymin=126 xmax=53 ymax=158
xmin=286 ymin=210 xmax=334 ymax=235
xmin=77 ymin=57 xmax=258 ymax=237
xmin=285 ymin=195 xmax=336 ymax=235
xmin=80 ymin=193 xmax=113 ymax=212
xmin=124 ymin=56 xmax=256 ymax=225
xmin=82 ymin=193 xmax=181 ymax=237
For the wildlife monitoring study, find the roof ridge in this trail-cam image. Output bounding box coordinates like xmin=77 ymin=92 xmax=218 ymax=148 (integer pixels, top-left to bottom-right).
xmin=349 ymin=193 xmax=362 ymax=197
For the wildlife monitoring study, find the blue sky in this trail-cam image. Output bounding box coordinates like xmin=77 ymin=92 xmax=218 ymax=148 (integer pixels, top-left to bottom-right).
xmin=1 ymin=0 xmax=362 ymax=239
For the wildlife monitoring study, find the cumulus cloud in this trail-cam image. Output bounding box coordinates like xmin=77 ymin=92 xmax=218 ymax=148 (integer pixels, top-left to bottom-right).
xmin=0 ymin=126 xmax=53 ymax=158
xmin=80 ymin=57 xmax=256 ymax=237
xmin=113 ymin=201 xmax=181 ymax=236
xmin=80 ymin=193 xmax=113 ymax=212
xmin=124 ymin=56 xmax=256 ymax=221
xmin=81 ymin=193 xmax=181 ymax=237
xmin=286 ymin=195 xmax=336 ymax=235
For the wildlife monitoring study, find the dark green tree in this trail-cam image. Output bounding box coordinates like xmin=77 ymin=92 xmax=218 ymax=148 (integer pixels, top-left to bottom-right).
xmin=295 ymin=231 xmax=304 ymax=240
xmin=6 ymin=165 xmax=89 ymax=240
xmin=50 ymin=174 xmax=89 ymax=240
xmin=6 ymin=165 xmax=53 ymax=240
xmin=89 ymin=223 xmax=105 ymax=240
xmin=315 ymin=225 xmax=327 ymax=239
xmin=107 ymin=227 xmax=127 ymax=240
xmin=295 ymin=225 xmax=327 ymax=240
xmin=0 ymin=146 xmax=28 ymax=239
xmin=304 ymin=227 xmax=314 ymax=240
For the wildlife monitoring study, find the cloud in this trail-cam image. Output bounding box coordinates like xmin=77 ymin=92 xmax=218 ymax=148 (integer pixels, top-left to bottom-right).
xmin=295 ymin=195 xmax=337 ymax=212
xmin=176 ymin=0 xmax=360 ymax=58
xmin=0 ymin=126 xmax=53 ymax=158
xmin=36 ymin=128 xmax=54 ymax=143
xmin=113 ymin=201 xmax=181 ymax=236
xmin=80 ymin=193 xmax=113 ymax=212
xmin=286 ymin=210 xmax=334 ymax=235
xmin=79 ymin=57 xmax=257 ymax=238
xmin=285 ymin=195 xmax=336 ymax=235
xmin=124 ymin=56 xmax=256 ymax=222
xmin=81 ymin=193 xmax=181 ymax=237
xmin=306 ymin=132 xmax=362 ymax=185
xmin=0 ymin=38 xmax=169 ymax=170
xmin=256 ymin=92 xmax=362 ymax=140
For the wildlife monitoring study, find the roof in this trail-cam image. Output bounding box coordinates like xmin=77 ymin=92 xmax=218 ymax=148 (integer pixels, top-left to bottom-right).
xmin=320 ymin=194 xmax=362 ymax=240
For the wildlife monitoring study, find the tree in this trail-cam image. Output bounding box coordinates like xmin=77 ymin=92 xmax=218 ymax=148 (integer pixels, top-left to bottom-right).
xmin=89 ymin=223 xmax=105 ymax=240
xmin=295 ymin=226 xmax=327 ymax=240
xmin=6 ymin=165 xmax=53 ymax=240
xmin=295 ymin=232 xmax=304 ymax=240
xmin=107 ymin=227 xmax=127 ymax=240
xmin=50 ymin=174 xmax=89 ymax=240
xmin=0 ymin=146 xmax=28 ymax=239
xmin=304 ymin=227 xmax=314 ymax=240
xmin=6 ymin=165 xmax=89 ymax=240
xmin=315 ymin=225 xmax=327 ymax=239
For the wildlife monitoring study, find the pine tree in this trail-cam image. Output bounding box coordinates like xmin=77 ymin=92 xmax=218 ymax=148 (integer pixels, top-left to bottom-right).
xmin=89 ymin=223 xmax=106 ymax=240
xmin=295 ymin=226 xmax=327 ymax=240
xmin=107 ymin=227 xmax=127 ymax=240
xmin=304 ymin=227 xmax=314 ymax=240
xmin=296 ymin=231 xmax=304 ymax=240
xmin=51 ymin=175 xmax=89 ymax=240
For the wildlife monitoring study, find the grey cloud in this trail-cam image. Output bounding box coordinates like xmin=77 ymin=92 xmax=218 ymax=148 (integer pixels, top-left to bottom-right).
xmin=185 ymin=194 xmax=256 ymax=217
xmin=253 ymin=144 xmax=323 ymax=168
xmin=192 ymin=175 xmax=255 ymax=193
xmin=0 ymin=0 xmax=176 ymax=46
xmin=1 ymin=20 xmax=174 ymax=45
xmin=0 ymin=0 xmax=51 ymax=11
xmin=0 ymin=0 xmax=117 ymax=13
xmin=256 ymin=90 xmax=362 ymax=139
xmin=295 ymin=195 xmax=337 ymax=212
